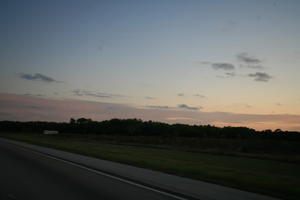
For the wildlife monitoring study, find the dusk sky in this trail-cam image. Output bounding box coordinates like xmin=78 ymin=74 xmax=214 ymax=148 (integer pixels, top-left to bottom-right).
xmin=1 ymin=0 xmax=300 ymax=131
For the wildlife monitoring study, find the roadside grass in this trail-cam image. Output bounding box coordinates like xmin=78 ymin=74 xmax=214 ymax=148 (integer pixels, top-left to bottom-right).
xmin=73 ymin=134 xmax=300 ymax=163
xmin=1 ymin=133 xmax=300 ymax=200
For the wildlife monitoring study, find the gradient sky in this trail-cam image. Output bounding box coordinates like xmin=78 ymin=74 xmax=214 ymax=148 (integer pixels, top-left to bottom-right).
xmin=1 ymin=0 xmax=300 ymax=131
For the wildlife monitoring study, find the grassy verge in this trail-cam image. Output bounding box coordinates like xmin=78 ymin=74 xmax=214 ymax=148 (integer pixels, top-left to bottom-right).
xmin=1 ymin=133 xmax=300 ymax=200
xmin=68 ymin=134 xmax=300 ymax=163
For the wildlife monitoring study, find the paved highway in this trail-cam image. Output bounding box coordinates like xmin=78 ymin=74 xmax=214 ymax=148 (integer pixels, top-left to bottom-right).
xmin=0 ymin=140 xmax=185 ymax=200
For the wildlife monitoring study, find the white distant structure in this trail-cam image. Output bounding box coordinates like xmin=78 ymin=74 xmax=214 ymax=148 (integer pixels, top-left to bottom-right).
xmin=43 ymin=130 xmax=59 ymax=135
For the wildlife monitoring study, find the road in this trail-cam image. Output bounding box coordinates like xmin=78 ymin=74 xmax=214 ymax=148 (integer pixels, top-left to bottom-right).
xmin=0 ymin=140 xmax=185 ymax=200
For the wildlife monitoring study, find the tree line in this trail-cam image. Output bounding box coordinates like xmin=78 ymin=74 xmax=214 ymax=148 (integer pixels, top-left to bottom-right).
xmin=0 ymin=118 xmax=299 ymax=140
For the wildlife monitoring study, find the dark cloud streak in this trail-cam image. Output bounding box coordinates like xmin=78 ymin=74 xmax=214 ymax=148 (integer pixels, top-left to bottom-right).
xmin=73 ymin=89 xmax=123 ymax=98
xmin=145 ymin=105 xmax=170 ymax=109
xmin=248 ymin=72 xmax=272 ymax=82
xmin=178 ymin=104 xmax=201 ymax=110
xmin=237 ymin=53 xmax=262 ymax=64
xmin=226 ymin=72 xmax=235 ymax=77
xmin=211 ymin=63 xmax=235 ymax=71
xmin=19 ymin=73 xmax=57 ymax=82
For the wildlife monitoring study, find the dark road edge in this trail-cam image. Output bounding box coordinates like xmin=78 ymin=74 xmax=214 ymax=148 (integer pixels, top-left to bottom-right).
xmin=3 ymin=139 xmax=200 ymax=200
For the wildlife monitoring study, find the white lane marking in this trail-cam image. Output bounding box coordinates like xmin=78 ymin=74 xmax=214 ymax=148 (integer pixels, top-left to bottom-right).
xmin=11 ymin=143 xmax=189 ymax=200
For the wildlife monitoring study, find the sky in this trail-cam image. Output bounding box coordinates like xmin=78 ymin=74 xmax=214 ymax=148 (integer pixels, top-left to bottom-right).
xmin=0 ymin=0 xmax=300 ymax=131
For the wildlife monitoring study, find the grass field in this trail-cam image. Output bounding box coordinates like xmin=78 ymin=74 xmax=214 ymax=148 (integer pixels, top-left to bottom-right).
xmin=1 ymin=133 xmax=300 ymax=200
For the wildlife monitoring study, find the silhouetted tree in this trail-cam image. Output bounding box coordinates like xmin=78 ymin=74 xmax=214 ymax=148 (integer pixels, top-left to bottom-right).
xmin=70 ymin=118 xmax=76 ymax=124
xmin=0 ymin=118 xmax=299 ymax=140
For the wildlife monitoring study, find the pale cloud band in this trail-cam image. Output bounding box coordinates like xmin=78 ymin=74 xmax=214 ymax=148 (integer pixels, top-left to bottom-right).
xmin=146 ymin=104 xmax=201 ymax=111
xmin=0 ymin=93 xmax=299 ymax=131
xmin=72 ymin=89 xmax=123 ymax=98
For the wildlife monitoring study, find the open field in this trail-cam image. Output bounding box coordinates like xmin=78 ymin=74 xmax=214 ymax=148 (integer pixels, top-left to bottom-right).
xmin=66 ymin=134 xmax=300 ymax=163
xmin=1 ymin=133 xmax=300 ymax=200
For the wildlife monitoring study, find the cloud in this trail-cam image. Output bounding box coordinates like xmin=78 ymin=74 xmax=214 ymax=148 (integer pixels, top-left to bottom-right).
xmin=178 ymin=104 xmax=201 ymax=111
xmin=237 ymin=53 xmax=265 ymax=69
xmin=145 ymin=96 xmax=156 ymax=100
xmin=23 ymin=93 xmax=44 ymax=97
xmin=145 ymin=105 xmax=171 ymax=109
xmin=1 ymin=93 xmax=300 ymax=131
xmin=193 ymin=61 xmax=211 ymax=66
xmin=177 ymin=93 xmax=185 ymax=97
xmin=225 ymin=72 xmax=236 ymax=77
xmin=146 ymin=104 xmax=202 ymax=111
xmin=200 ymin=61 xmax=211 ymax=65
xmin=211 ymin=63 xmax=235 ymax=71
xmin=18 ymin=73 xmax=57 ymax=82
xmin=237 ymin=53 xmax=262 ymax=64
xmin=239 ymin=64 xmax=264 ymax=69
xmin=72 ymin=89 xmax=123 ymax=98
xmin=25 ymin=105 xmax=54 ymax=110
xmin=216 ymin=72 xmax=236 ymax=79
xmin=194 ymin=94 xmax=205 ymax=98
xmin=248 ymin=72 xmax=272 ymax=82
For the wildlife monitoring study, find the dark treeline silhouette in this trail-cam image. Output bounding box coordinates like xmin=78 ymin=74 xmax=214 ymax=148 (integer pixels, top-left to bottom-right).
xmin=0 ymin=118 xmax=299 ymax=140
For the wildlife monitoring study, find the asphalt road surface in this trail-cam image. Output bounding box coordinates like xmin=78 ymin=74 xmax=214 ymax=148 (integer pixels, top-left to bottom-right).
xmin=0 ymin=140 xmax=186 ymax=200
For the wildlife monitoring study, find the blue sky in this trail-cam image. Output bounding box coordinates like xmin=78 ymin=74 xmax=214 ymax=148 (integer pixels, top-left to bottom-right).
xmin=1 ymin=0 xmax=300 ymax=130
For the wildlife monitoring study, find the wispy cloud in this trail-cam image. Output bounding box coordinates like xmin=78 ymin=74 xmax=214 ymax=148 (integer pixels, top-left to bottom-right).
xmin=18 ymin=73 xmax=58 ymax=83
xmin=177 ymin=104 xmax=201 ymax=110
xmin=23 ymin=93 xmax=44 ymax=97
xmin=194 ymin=94 xmax=205 ymax=98
xmin=145 ymin=105 xmax=171 ymax=109
xmin=177 ymin=93 xmax=185 ymax=97
xmin=211 ymin=63 xmax=235 ymax=71
xmin=226 ymin=72 xmax=236 ymax=77
xmin=248 ymin=72 xmax=272 ymax=82
xmin=216 ymin=72 xmax=236 ymax=79
xmin=146 ymin=104 xmax=202 ymax=111
xmin=145 ymin=96 xmax=156 ymax=100
xmin=72 ymin=89 xmax=123 ymax=98
xmin=237 ymin=53 xmax=265 ymax=69
xmin=240 ymin=64 xmax=264 ymax=69
xmin=199 ymin=61 xmax=211 ymax=65
xmin=237 ymin=53 xmax=262 ymax=64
